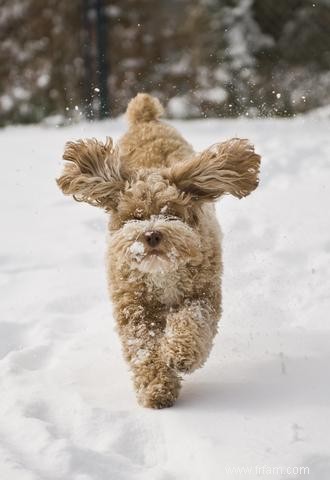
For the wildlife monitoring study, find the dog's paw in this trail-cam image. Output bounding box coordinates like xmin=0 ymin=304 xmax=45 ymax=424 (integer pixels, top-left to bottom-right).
xmin=137 ymin=377 xmax=181 ymax=409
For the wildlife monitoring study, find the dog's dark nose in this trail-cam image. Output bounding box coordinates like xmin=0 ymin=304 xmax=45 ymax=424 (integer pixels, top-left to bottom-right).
xmin=144 ymin=230 xmax=162 ymax=247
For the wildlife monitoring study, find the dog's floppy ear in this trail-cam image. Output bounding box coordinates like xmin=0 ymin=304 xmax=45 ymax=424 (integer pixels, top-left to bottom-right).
xmin=166 ymin=138 xmax=260 ymax=201
xmin=56 ymin=137 xmax=126 ymax=210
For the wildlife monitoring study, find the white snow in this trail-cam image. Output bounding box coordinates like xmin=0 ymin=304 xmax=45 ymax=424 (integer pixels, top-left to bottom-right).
xmin=167 ymin=95 xmax=200 ymax=118
xmin=0 ymin=94 xmax=14 ymax=111
xmin=160 ymin=205 xmax=168 ymax=214
xmin=133 ymin=348 xmax=150 ymax=364
xmin=129 ymin=241 xmax=145 ymax=259
xmin=1 ymin=116 xmax=330 ymax=479
xmin=197 ymin=87 xmax=228 ymax=103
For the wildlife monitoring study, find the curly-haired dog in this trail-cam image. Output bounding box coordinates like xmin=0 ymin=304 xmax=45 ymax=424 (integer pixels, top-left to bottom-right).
xmin=57 ymin=93 xmax=260 ymax=409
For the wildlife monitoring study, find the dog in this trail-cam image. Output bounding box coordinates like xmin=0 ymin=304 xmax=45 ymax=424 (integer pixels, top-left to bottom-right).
xmin=57 ymin=93 xmax=260 ymax=409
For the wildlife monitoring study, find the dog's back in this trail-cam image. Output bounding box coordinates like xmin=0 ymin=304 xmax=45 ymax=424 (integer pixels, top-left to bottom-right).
xmin=118 ymin=94 xmax=194 ymax=171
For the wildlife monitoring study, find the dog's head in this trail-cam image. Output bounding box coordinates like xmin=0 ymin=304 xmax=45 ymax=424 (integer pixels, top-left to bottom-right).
xmin=57 ymin=136 xmax=260 ymax=274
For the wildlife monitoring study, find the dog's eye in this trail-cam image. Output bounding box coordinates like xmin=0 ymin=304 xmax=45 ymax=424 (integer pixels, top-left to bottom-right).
xmin=132 ymin=208 xmax=144 ymax=220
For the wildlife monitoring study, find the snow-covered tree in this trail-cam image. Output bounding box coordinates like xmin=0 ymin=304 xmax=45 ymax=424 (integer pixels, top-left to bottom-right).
xmin=0 ymin=0 xmax=329 ymax=124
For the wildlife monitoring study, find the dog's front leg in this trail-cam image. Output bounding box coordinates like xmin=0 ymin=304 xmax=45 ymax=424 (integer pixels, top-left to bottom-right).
xmin=117 ymin=307 xmax=182 ymax=409
xmin=160 ymin=299 xmax=218 ymax=374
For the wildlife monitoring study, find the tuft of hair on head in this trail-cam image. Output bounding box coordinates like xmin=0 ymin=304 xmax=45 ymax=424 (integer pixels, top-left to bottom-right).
xmin=165 ymin=138 xmax=261 ymax=202
xmin=56 ymin=137 xmax=126 ymax=211
xmin=126 ymin=93 xmax=164 ymax=125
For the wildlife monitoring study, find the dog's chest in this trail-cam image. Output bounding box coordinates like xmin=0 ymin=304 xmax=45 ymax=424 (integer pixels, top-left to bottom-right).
xmin=146 ymin=272 xmax=183 ymax=306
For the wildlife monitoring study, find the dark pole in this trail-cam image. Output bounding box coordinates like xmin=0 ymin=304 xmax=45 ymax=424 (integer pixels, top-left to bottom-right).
xmin=95 ymin=0 xmax=110 ymax=118
xmin=82 ymin=0 xmax=95 ymax=119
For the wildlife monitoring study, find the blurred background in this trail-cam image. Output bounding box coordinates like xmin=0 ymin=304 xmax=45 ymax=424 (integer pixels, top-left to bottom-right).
xmin=1 ymin=0 xmax=330 ymax=126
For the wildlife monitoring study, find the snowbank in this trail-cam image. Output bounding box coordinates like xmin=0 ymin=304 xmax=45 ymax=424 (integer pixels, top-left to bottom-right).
xmin=1 ymin=116 xmax=329 ymax=479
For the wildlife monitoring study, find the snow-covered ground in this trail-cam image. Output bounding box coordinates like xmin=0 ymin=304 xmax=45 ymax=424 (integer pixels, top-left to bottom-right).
xmin=1 ymin=116 xmax=329 ymax=479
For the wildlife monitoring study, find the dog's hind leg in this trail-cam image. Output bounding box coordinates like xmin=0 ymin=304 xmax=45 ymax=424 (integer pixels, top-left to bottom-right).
xmin=160 ymin=299 xmax=219 ymax=374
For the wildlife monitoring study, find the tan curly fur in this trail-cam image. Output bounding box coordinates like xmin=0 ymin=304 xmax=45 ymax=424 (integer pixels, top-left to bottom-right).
xmin=56 ymin=93 xmax=261 ymax=409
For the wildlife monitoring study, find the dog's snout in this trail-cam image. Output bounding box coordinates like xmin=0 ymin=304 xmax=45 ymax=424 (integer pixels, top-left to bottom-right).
xmin=144 ymin=230 xmax=162 ymax=248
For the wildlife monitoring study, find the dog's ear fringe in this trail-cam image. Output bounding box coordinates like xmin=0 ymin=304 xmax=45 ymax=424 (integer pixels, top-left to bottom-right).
xmin=56 ymin=137 xmax=126 ymax=210
xmin=166 ymin=138 xmax=261 ymax=201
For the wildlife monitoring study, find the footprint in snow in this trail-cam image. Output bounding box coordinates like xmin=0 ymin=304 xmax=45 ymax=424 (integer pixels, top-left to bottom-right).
xmin=109 ymin=412 xmax=167 ymax=468
xmin=8 ymin=344 xmax=52 ymax=371
xmin=24 ymin=399 xmax=50 ymax=424
xmin=45 ymin=294 xmax=96 ymax=315
xmin=0 ymin=321 xmax=26 ymax=360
